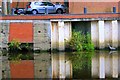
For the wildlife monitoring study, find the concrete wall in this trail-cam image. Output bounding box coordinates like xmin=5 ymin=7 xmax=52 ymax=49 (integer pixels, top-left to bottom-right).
xmin=118 ymin=21 xmax=120 ymax=47
xmin=0 ymin=22 xmax=9 ymax=49
xmin=51 ymin=21 xmax=72 ymax=51
xmin=33 ymin=20 xmax=51 ymax=51
xmin=0 ymin=19 xmax=120 ymax=50
xmin=91 ymin=20 xmax=119 ymax=49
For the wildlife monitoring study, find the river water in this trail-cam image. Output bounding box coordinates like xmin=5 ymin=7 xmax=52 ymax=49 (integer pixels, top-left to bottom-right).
xmin=1 ymin=50 xmax=120 ymax=79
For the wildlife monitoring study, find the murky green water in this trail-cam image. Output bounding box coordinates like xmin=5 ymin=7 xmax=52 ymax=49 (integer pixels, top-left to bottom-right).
xmin=1 ymin=50 xmax=120 ymax=79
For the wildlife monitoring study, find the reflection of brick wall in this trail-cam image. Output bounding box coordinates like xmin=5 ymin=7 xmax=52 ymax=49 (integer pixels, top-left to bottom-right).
xmin=69 ymin=2 xmax=119 ymax=14
xmin=10 ymin=60 xmax=34 ymax=78
xmin=9 ymin=22 xmax=33 ymax=43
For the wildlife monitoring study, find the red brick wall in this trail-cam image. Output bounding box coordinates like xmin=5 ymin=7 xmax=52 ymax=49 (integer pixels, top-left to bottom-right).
xmin=118 ymin=1 xmax=120 ymax=12
xmin=69 ymin=2 xmax=119 ymax=14
xmin=9 ymin=23 xmax=33 ymax=43
xmin=10 ymin=60 xmax=34 ymax=78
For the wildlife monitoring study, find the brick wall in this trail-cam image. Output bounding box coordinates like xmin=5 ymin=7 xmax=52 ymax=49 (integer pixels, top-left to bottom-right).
xmin=69 ymin=2 xmax=119 ymax=14
xmin=9 ymin=22 xmax=33 ymax=43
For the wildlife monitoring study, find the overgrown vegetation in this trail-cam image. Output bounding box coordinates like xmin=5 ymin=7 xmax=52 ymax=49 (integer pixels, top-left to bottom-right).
xmin=8 ymin=40 xmax=32 ymax=52
xmin=68 ymin=31 xmax=94 ymax=51
xmin=8 ymin=40 xmax=21 ymax=51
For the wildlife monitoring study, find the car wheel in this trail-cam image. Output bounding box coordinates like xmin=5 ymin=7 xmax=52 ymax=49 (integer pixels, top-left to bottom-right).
xmin=56 ymin=9 xmax=63 ymax=14
xmin=32 ymin=10 xmax=38 ymax=15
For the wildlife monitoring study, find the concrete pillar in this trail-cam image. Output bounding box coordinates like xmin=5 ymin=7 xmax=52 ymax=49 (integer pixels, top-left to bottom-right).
xmin=58 ymin=21 xmax=65 ymax=51
xmin=118 ymin=21 xmax=120 ymax=47
xmin=64 ymin=22 xmax=72 ymax=48
xmin=98 ymin=21 xmax=105 ymax=49
xmin=99 ymin=52 xmax=105 ymax=78
xmin=112 ymin=20 xmax=118 ymax=48
xmin=105 ymin=52 xmax=112 ymax=78
xmin=91 ymin=53 xmax=99 ymax=78
xmin=91 ymin=21 xmax=99 ymax=48
xmin=59 ymin=52 xmax=65 ymax=78
xmin=51 ymin=22 xmax=59 ymax=50
xmin=64 ymin=22 xmax=72 ymax=41
xmin=104 ymin=21 xmax=112 ymax=47
xmin=112 ymin=52 xmax=118 ymax=78
xmin=0 ymin=23 xmax=2 ymax=49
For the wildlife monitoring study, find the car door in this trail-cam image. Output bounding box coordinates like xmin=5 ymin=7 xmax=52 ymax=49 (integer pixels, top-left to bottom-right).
xmin=35 ymin=2 xmax=46 ymax=13
xmin=46 ymin=2 xmax=56 ymax=13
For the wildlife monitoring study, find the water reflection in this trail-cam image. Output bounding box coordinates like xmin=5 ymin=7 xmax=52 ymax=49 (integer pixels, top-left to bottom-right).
xmin=92 ymin=51 xmax=119 ymax=79
xmin=1 ymin=51 xmax=120 ymax=79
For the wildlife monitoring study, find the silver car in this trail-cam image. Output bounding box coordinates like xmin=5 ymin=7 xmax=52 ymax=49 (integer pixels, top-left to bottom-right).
xmin=25 ymin=2 xmax=66 ymax=14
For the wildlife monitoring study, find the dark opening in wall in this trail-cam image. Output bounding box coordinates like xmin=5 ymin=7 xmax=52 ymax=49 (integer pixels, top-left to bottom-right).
xmin=72 ymin=21 xmax=91 ymax=34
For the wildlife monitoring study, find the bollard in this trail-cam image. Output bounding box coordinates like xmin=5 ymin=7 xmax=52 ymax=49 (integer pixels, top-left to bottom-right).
xmin=11 ymin=8 xmax=15 ymax=15
xmin=113 ymin=7 xmax=116 ymax=13
xmin=45 ymin=8 xmax=48 ymax=14
xmin=84 ymin=7 xmax=87 ymax=14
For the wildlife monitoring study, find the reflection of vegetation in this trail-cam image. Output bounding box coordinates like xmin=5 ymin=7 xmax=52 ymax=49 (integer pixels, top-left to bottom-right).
xmin=68 ymin=52 xmax=94 ymax=78
xmin=8 ymin=40 xmax=32 ymax=52
xmin=68 ymin=31 xmax=94 ymax=51
xmin=8 ymin=52 xmax=34 ymax=61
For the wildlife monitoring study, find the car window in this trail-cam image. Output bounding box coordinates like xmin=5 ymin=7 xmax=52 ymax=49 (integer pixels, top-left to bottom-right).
xmin=40 ymin=3 xmax=46 ymax=6
xmin=47 ymin=2 xmax=54 ymax=6
xmin=34 ymin=2 xmax=40 ymax=5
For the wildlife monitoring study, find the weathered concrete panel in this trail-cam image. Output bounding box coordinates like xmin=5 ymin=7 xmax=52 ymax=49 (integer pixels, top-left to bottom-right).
xmin=64 ymin=22 xmax=72 ymax=41
xmin=34 ymin=53 xmax=51 ymax=78
xmin=33 ymin=20 xmax=51 ymax=51
xmin=58 ymin=21 xmax=65 ymax=51
xmin=91 ymin=21 xmax=99 ymax=48
xmin=0 ymin=23 xmax=2 ymax=49
xmin=118 ymin=21 xmax=120 ymax=47
xmin=51 ymin=22 xmax=59 ymax=50
xmin=64 ymin=22 xmax=72 ymax=48
xmin=104 ymin=21 xmax=112 ymax=47
xmin=98 ymin=21 xmax=105 ymax=49
xmin=0 ymin=22 xmax=9 ymax=49
xmin=112 ymin=20 xmax=118 ymax=47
